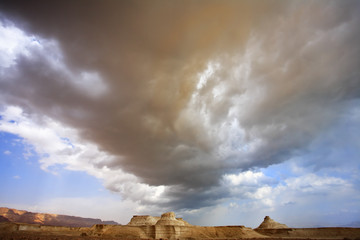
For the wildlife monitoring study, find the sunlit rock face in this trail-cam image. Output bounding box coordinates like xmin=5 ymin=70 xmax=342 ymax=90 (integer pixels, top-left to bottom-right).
xmin=156 ymin=212 xmax=185 ymax=226
xmin=256 ymin=216 xmax=289 ymax=229
xmin=127 ymin=212 xmax=191 ymax=226
xmin=127 ymin=215 xmax=160 ymax=226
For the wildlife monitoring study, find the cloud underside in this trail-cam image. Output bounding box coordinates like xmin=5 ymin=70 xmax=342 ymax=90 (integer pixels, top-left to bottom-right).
xmin=1 ymin=0 xmax=360 ymax=211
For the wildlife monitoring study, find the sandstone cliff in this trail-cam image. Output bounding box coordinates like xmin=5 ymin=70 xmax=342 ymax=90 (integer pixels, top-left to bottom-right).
xmin=156 ymin=212 xmax=187 ymax=226
xmin=0 ymin=207 xmax=118 ymax=227
xmin=127 ymin=212 xmax=191 ymax=226
xmin=256 ymin=216 xmax=289 ymax=229
xmin=127 ymin=215 xmax=160 ymax=226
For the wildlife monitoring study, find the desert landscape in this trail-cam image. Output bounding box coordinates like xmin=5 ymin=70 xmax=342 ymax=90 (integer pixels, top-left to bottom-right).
xmin=1 ymin=1 xmax=360 ymax=240
xmin=0 ymin=207 xmax=359 ymax=240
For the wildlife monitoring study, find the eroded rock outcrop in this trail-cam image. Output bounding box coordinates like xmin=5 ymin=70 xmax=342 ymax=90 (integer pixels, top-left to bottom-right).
xmin=127 ymin=215 xmax=160 ymax=226
xmin=256 ymin=216 xmax=289 ymax=229
xmin=156 ymin=212 xmax=185 ymax=226
xmin=127 ymin=212 xmax=191 ymax=226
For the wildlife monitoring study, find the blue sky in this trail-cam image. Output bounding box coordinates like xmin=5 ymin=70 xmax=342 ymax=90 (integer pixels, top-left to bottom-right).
xmin=0 ymin=131 xmax=104 ymax=203
xmin=0 ymin=0 xmax=360 ymax=228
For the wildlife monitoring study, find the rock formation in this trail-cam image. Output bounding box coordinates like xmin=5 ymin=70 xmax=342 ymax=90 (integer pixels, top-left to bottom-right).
xmin=127 ymin=215 xmax=160 ymax=226
xmin=156 ymin=212 xmax=185 ymax=226
xmin=127 ymin=212 xmax=191 ymax=226
xmin=256 ymin=216 xmax=289 ymax=229
xmin=0 ymin=207 xmax=118 ymax=227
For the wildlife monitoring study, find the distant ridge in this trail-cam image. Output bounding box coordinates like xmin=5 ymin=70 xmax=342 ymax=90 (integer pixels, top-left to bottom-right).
xmin=0 ymin=207 xmax=118 ymax=227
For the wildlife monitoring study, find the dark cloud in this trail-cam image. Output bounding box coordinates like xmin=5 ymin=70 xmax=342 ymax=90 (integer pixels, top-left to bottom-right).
xmin=1 ymin=0 xmax=360 ymax=210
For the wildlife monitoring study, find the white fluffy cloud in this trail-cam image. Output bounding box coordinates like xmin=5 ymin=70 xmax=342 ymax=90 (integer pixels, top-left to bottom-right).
xmin=0 ymin=106 xmax=167 ymax=207
xmin=223 ymin=171 xmax=270 ymax=186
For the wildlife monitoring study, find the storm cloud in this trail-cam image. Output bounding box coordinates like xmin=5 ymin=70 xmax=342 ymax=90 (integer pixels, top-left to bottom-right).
xmin=1 ymin=0 xmax=360 ymax=211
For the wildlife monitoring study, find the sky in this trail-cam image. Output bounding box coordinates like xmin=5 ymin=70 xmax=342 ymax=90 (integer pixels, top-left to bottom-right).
xmin=0 ymin=0 xmax=360 ymax=228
